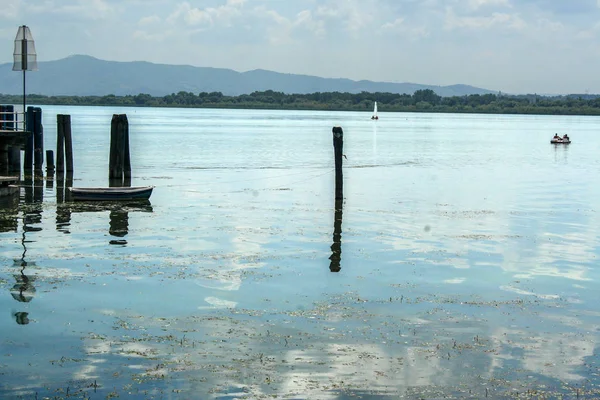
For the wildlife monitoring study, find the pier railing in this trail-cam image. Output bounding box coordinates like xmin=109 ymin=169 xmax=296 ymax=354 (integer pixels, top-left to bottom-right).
xmin=0 ymin=110 xmax=26 ymax=132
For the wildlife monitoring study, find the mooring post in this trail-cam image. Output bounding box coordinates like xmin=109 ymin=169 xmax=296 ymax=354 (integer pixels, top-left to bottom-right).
xmin=123 ymin=114 xmax=131 ymax=183
xmin=332 ymin=126 xmax=344 ymax=201
xmin=109 ymin=114 xmax=129 ymax=186
xmin=56 ymin=114 xmax=65 ymax=175
xmin=109 ymin=114 xmax=122 ymax=183
xmin=23 ymin=107 xmax=34 ymax=173
xmin=46 ymin=150 xmax=55 ymax=174
xmin=329 ymin=199 xmax=343 ymax=272
xmin=63 ymin=114 xmax=73 ymax=173
xmin=33 ymin=107 xmax=43 ymax=172
xmin=329 ymin=126 xmax=345 ymax=272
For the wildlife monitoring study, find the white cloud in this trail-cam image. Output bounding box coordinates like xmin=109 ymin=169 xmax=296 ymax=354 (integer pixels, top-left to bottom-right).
xmin=445 ymin=8 xmax=526 ymax=31
xmin=167 ymin=1 xmax=245 ymax=27
xmin=316 ymin=0 xmax=374 ymax=33
xmin=138 ymin=15 xmax=161 ymax=27
xmin=468 ymin=0 xmax=512 ymax=10
xmin=379 ymin=17 xmax=429 ymax=39
xmin=0 ymin=0 xmax=21 ymax=19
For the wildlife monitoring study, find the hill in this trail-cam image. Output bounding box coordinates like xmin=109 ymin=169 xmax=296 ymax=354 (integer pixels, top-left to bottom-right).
xmin=0 ymin=54 xmax=496 ymax=97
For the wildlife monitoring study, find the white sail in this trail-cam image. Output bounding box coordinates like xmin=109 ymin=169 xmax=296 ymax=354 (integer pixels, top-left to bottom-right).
xmin=371 ymin=102 xmax=378 ymax=120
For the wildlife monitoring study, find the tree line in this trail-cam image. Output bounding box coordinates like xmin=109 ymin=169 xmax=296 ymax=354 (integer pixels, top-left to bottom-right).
xmin=2 ymin=89 xmax=600 ymax=115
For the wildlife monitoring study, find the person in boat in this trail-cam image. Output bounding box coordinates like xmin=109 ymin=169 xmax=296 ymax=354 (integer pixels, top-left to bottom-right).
xmin=553 ymin=134 xmax=561 ymax=140
xmin=563 ymin=134 xmax=569 ymax=141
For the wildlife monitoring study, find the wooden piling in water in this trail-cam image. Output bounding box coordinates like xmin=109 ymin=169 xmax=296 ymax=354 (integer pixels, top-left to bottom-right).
xmin=46 ymin=150 xmax=55 ymax=173
xmin=56 ymin=115 xmax=65 ymax=175
xmin=23 ymin=107 xmax=34 ymax=172
xmin=109 ymin=114 xmax=130 ymax=186
xmin=63 ymin=115 xmax=73 ymax=173
xmin=329 ymin=199 xmax=343 ymax=272
xmin=332 ymin=126 xmax=344 ymax=201
xmin=33 ymin=108 xmax=43 ymax=171
xmin=330 ymin=126 xmax=345 ymax=272
xmin=123 ymin=116 xmax=131 ymax=180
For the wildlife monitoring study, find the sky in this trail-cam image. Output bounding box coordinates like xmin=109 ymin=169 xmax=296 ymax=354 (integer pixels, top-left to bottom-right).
xmin=1 ymin=0 xmax=600 ymax=95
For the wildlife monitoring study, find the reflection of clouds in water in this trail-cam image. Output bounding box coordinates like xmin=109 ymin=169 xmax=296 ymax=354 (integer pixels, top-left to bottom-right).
xmin=499 ymin=285 xmax=560 ymax=300
xmin=490 ymin=328 xmax=596 ymax=382
xmin=444 ymin=278 xmax=465 ymax=284
xmin=376 ymin=204 xmax=598 ymax=283
xmin=277 ymin=344 xmax=445 ymax=398
xmin=199 ymin=296 xmax=237 ymax=309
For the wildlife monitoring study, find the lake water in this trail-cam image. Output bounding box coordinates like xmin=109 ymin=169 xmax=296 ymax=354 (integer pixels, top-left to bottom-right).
xmin=1 ymin=106 xmax=599 ymax=399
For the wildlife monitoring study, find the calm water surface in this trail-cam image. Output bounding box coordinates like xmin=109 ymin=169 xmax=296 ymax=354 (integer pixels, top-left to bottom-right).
xmin=1 ymin=106 xmax=599 ymax=398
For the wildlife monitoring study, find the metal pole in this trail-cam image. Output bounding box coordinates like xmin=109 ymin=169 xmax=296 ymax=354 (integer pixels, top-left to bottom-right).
xmin=21 ymin=29 xmax=27 ymax=131
xmin=23 ymin=70 xmax=26 ymax=130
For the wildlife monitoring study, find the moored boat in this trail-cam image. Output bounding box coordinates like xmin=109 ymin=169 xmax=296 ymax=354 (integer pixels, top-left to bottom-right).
xmin=68 ymin=186 xmax=153 ymax=201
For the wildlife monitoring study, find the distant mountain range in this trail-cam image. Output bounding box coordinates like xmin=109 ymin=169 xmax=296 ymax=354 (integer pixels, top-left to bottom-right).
xmin=0 ymin=54 xmax=496 ymax=97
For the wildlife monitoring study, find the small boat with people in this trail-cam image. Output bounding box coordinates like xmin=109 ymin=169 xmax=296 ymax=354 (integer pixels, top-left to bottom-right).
xmin=550 ymin=133 xmax=571 ymax=144
xmin=68 ymin=186 xmax=154 ymax=201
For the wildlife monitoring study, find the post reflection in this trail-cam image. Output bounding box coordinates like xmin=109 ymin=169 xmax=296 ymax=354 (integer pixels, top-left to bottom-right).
xmin=10 ymin=192 xmax=40 ymax=325
xmin=0 ymin=193 xmax=19 ymax=232
xmin=329 ymin=199 xmax=343 ymax=272
xmin=68 ymin=201 xmax=153 ymax=245
xmin=109 ymin=209 xmax=129 ymax=245
xmin=56 ymin=172 xmax=73 ymax=233
xmin=10 ymin=266 xmax=36 ymax=304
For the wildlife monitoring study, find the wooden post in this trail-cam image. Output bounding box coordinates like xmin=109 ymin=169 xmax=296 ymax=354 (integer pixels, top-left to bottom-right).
xmin=56 ymin=115 xmax=65 ymax=175
xmin=46 ymin=150 xmax=55 ymax=174
xmin=123 ymin=115 xmax=131 ymax=181
xmin=33 ymin=170 xmax=43 ymax=201
xmin=332 ymin=126 xmax=344 ymax=201
xmin=329 ymin=199 xmax=343 ymax=272
xmin=109 ymin=114 xmax=128 ymax=185
xmin=330 ymin=126 xmax=345 ymax=272
xmin=64 ymin=115 xmax=73 ymax=173
xmin=23 ymin=107 xmax=34 ymax=172
xmin=33 ymin=107 xmax=43 ymax=171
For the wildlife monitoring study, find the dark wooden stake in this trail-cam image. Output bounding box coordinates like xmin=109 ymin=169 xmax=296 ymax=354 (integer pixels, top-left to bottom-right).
xmin=23 ymin=107 xmax=34 ymax=172
xmin=332 ymin=126 xmax=343 ymax=201
xmin=33 ymin=108 xmax=43 ymax=171
xmin=46 ymin=150 xmax=55 ymax=173
xmin=63 ymin=115 xmax=73 ymax=173
xmin=329 ymin=199 xmax=343 ymax=272
xmin=123 ymin=115 xmax=131 ymax=181
xmin=109 ymin=114 xmax=130 ymax=186
xmin=56 ymin=115 xmax=65 ymax=175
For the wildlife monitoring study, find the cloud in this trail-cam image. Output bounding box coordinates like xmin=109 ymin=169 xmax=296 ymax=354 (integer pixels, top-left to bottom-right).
xmin=445 ymin=7 xmax=526 ymax=31
xmin=316 ymin=0 xmax=375 ymax=33
xmin=0 ymin=0 xmax=21 ymax=19
xmin=28 ymin=0 xmax=114 ymax=20
xmin=379 ymin=17 xmax=429 ymax=39
xmin=468 ymin=0 xmax=512 ymax=10
xmin=256 ymin=7 xmax=326 ymax=45
xmin=138 ymin=15 xmax=161 ymax=27
xmin=167 ymin=0 xmax=245 ymax=28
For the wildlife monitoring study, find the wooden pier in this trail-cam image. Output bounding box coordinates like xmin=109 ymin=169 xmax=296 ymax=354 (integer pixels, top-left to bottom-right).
xmin=1 ymin=106 xmax=30 ymax=196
